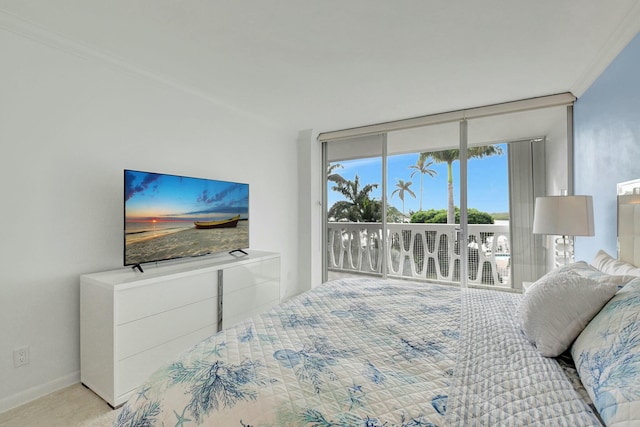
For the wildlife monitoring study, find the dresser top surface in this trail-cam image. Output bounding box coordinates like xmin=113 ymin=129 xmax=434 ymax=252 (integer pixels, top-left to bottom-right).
xmin=81 ymin=250 xmax=279 ymax=287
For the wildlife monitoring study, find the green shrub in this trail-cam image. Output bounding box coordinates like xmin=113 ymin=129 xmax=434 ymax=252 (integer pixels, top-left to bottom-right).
xmin=410 ymin=207 xmax=494 ymax=224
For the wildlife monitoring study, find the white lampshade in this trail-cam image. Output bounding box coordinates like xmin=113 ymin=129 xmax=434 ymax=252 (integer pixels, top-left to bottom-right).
xmin=532 ymin=195 xmax=595 ymax=236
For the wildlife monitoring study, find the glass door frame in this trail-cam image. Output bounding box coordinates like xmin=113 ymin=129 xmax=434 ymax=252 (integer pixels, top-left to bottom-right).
xmin=322 ymin=134 xmax=389 ymax=282
xmin=322 ymin=123 xmax=471 ymax=287
xmin=320 ymin=93 xmax=576 ymax=288
xmin=459 ymin=119 xmax=469 ymax=287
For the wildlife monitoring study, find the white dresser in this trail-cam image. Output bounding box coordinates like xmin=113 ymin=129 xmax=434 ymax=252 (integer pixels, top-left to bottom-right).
xmin=80 ymin=250 xmax=280 ymax=407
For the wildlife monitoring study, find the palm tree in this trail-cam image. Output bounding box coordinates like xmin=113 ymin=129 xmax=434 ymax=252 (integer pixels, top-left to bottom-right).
xmin=409 ymin=155 xmax=438 ymax=211
xmin=430 ymin=145 xmax=503 ymax=224
xmin=327 ymin=163 xmax=346 ymax=186
xmin=328 ymin=175 xmax=380 ymax=222
xmin=390 ymin=179 xmax=416 ymax=222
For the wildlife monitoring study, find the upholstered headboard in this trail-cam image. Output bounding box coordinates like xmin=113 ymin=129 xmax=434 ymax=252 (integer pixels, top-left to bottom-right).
xmin=617 ymin=179 xmax=640 ymax=267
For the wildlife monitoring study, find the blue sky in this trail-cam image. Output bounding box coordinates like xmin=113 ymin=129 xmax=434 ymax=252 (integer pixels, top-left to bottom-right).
xmin=328 ymin=143 xmax=509 ymax=215
xmin=125 ymin=170 xmax=249 ymax=221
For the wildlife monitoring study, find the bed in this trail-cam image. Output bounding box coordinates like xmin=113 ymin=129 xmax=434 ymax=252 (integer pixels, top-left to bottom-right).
xmin=115 ymin=263 xmax=640 ymax=427
xmin=114 ymin=256 xmax=640 ymax=426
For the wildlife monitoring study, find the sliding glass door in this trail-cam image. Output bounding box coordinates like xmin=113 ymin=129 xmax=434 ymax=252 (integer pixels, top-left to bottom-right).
xmin=324 ymin=135 xmax=384 ymax=281
xmin=385 ymin=121 xmax=462 ymax=286
xmin=464 ymin=139 xmax=510 ymax=285
xmin=322 ymin=96 xmax=573 ymax=289
xmin=323 ymin=122 xmax=471 ymax=287
xmin=323 ymin=123 xmax=510 ymax=288
xmin=466 ymin=107 xmax=565 ymax=288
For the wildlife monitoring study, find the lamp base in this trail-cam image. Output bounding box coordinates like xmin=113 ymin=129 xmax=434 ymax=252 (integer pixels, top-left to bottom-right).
xmin=554 ymin=236 xmax=574 ymax=267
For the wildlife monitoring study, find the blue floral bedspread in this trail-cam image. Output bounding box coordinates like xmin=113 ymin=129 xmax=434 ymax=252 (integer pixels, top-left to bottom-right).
xmin=115 ymin=278 xmax=460 ymax=426
xmin=114 ymin=278 xmax=600 ymax=427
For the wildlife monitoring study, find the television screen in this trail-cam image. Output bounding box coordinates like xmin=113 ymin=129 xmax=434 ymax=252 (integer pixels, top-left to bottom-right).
xmin=124 ymin=169 xmax=249 ymax=266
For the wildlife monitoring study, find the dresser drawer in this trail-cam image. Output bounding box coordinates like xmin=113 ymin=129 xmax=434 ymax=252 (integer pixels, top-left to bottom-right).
xmin=223 ymin=258 xmax=279 ymax=291
xmin=224 ymin=299 xmax=279 ymax=330
xmin=116 ymin=326 xmax=216 ymax=402
xmin=223 ymin=279 xmax=280 ymax=328
xmin=117 ymin=298 xmax=216 ymax=360
xmin=261 ymin=257 xmax=280 ymax=281
xmin=116 ymin=273 xmax=216 ymax=324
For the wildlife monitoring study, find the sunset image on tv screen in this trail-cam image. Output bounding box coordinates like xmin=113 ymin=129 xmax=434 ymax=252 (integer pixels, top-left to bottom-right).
xmin=124 ymin=170 xmax=249 ymax=265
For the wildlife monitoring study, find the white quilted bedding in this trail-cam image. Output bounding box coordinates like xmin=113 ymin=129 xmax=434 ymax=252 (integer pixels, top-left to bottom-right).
xmin=114 ymin=278 xmax=600 ymax=427
xmin=446 ymin=288 xmax=602 ymax=426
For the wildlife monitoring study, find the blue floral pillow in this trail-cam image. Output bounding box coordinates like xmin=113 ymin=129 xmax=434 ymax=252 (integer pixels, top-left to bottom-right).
xmin=571 ymin=278 xmax=640 ymax=426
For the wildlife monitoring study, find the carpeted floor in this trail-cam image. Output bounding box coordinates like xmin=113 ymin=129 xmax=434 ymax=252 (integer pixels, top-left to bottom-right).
xmin=0 ymin=384 xmax=121 ymax=427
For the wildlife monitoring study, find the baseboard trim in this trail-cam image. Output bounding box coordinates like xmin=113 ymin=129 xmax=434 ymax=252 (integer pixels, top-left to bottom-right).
xmin=0 ymin=371 xmax=80 ymax=414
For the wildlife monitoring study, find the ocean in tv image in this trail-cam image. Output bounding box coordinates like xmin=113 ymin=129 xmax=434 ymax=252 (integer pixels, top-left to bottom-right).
xmin=124 ymin=170 xmax=249 ymax=265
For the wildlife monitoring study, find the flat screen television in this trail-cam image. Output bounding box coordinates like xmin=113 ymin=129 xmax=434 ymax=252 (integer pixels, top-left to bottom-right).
xmin=124 ymin=169 xmax=249 ymax=267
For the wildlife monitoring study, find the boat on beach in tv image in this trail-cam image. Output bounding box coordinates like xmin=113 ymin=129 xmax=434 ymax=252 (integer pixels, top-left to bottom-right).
xmin=124 ymin=170 xmax=249 ymax=266
xmin=194 ymin=214 xmax=240 ymax=229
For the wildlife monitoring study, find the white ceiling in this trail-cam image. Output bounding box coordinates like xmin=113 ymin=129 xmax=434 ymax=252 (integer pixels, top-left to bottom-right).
xmin=2 ymin=1 xmax=639 ymax=134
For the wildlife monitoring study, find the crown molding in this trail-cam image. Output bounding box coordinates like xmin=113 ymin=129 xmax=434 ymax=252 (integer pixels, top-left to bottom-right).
xmin=571 ymin=3 xmax=640 ymax=97
xmin=0 ymin=8 xmax=283 ymax=130
xmin=0 ymin=9 xmax=137 ymax=73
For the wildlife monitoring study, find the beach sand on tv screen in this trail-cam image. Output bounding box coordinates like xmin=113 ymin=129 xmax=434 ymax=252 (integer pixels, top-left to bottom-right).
xmin=125 ymin=221 xmax=249 ymax=265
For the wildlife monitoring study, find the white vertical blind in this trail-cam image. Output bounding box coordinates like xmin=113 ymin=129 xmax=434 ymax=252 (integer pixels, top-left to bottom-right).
xmin=508 ymin=140 xmax=547 ymax=289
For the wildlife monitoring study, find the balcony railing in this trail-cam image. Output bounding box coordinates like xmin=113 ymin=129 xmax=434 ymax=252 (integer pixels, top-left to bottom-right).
xmin=327 ymin=222 xmax=511 ymax=287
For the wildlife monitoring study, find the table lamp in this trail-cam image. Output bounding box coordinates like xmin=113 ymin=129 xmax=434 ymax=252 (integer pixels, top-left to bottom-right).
xmin=532 ymin=193 xmax=594 ymax=266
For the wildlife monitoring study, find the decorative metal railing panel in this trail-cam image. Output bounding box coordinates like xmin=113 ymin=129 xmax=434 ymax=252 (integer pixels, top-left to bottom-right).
xmin=327 ymin=222 xmax=511 ymax=287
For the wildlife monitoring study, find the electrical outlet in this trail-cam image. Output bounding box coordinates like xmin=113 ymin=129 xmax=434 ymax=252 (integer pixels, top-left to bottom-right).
xmin=13 ymin=347 xmax=29 ymax=367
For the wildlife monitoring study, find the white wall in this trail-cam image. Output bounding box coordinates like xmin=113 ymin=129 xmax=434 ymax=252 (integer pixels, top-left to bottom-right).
xmin=540 ymin=109 xmax=570 ymax=271
xmin=0 ymin=26 xmax=299 ymax=410
xmin=544 ymin=111 xmax=570 ymax=197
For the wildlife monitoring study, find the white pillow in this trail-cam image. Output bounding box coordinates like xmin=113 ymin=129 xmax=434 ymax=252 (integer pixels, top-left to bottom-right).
xmin=556 ymin=260 xmax=637 ymax=291
xmin=591 ymin=249 xmax=640 ymax=276
xmin=517 ymin=270 xmax=619 ymax=357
